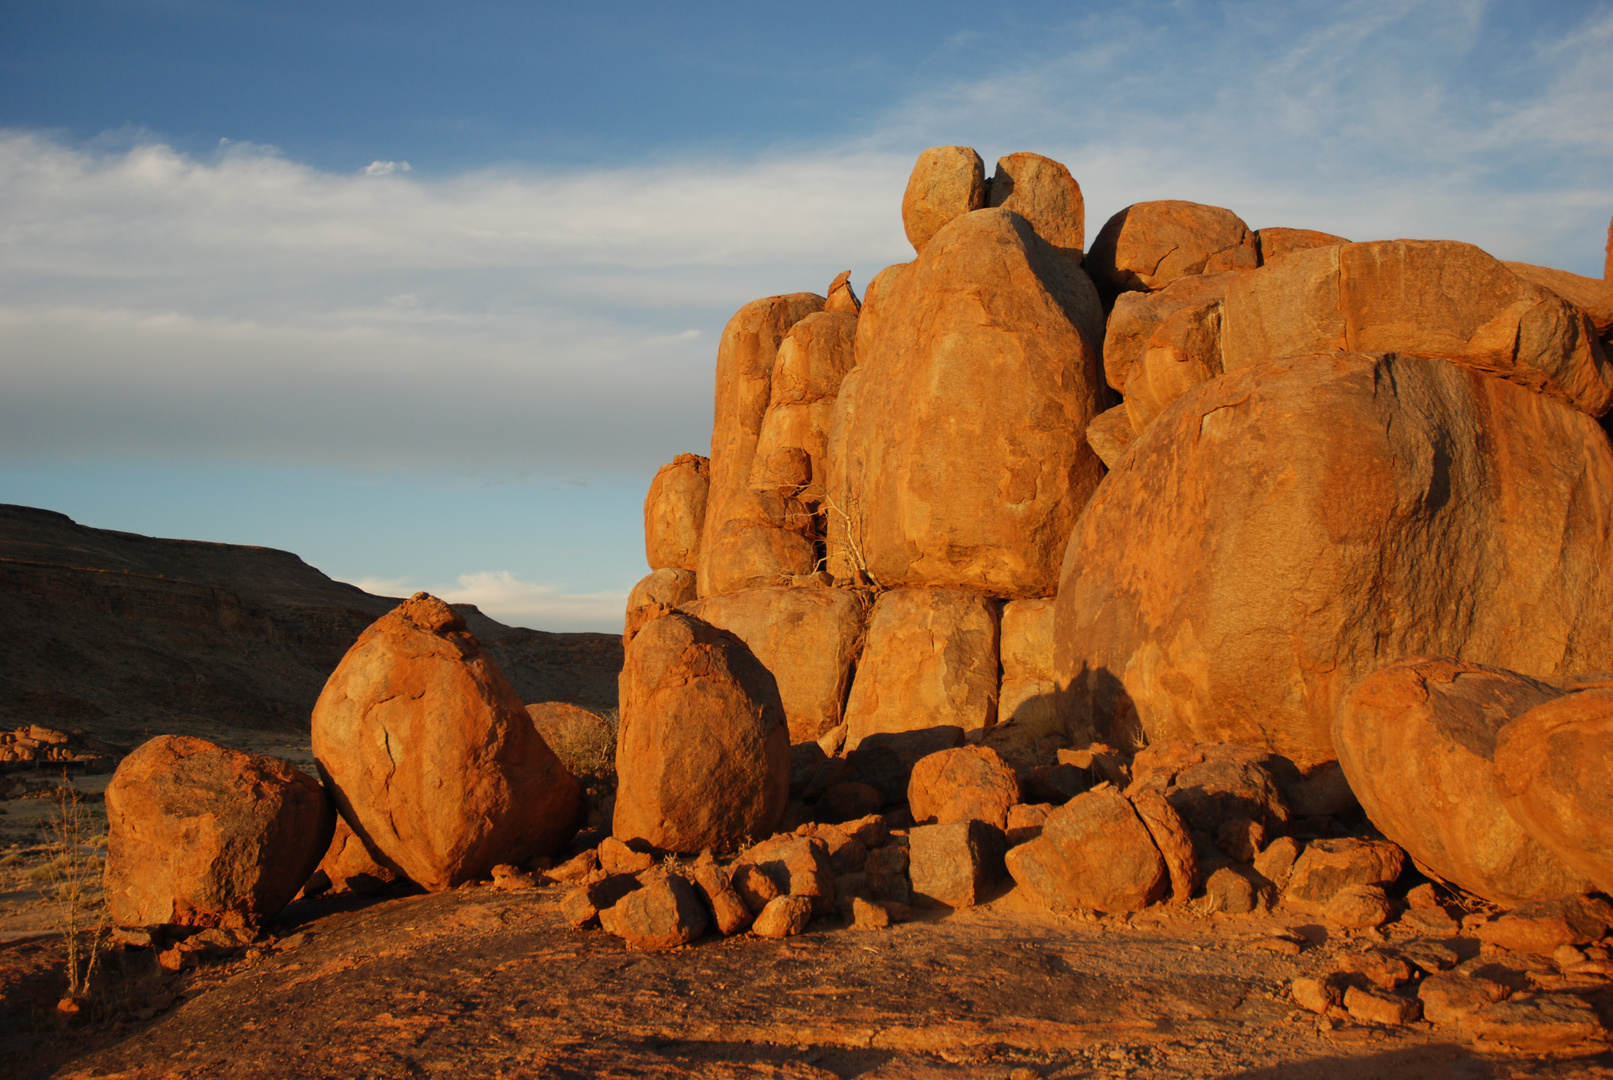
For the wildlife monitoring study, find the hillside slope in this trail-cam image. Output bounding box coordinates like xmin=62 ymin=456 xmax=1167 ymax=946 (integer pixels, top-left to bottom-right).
xmin=0 ymin=504 xmax=621 ymax=743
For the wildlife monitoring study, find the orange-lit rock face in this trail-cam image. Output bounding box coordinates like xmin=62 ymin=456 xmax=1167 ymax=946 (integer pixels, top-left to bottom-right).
xmin=1057 ymin=352 xmax=1613 ymax=772
xmin=1086 ymin=200 xmax=1257 ymax=300
xmin=643 ymin=453 xmax=708 ymax=572
xmin=313 ymin=594 xmax=583 ymax=891
xmin=105 ymin=734 xmax=334 ymax=928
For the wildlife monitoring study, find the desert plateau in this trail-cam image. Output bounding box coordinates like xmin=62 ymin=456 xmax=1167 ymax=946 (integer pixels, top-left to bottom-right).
xmin=7 ymin=143 xmax=1613 ymax=1080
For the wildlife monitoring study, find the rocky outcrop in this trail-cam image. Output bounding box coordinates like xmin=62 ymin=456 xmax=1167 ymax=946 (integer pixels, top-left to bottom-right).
xmin=1086 ymin=201 xmax=1257 ymax=300
xmin=752 ymin=311 xmax=858 ymax=499
xmin=312 ymin=594 xmax=584 ymax=891
xmin=1335 ymin=657 xmax=1591 ymax=905
xmin=614 ymin=613 xmax=789 ymax=853
xmin=104 ymin=735 xmax=333 ymax=928
xmin=643 ymin=454 xmax=709 ymax=572
xmin=1056 ymin=352 xmax=1613 ymax=770
xmin=1222 ymin=241 xmax=1613 ymax=415
xmin=839 ymin=208 xmax=1106 ymax=596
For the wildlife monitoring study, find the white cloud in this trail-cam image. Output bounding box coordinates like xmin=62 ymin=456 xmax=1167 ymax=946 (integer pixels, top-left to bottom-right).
xmin=364 ymin=160 xmax=411 ymax=176
xmin=430 ymin=571 xmax=626 ymax=633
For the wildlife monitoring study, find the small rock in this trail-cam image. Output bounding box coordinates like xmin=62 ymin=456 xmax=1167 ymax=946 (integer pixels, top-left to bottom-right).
xmin=1006 ymin=803 xmax=1052 ymax=846
xmin=1336 ymin=948 xmax=1415 ymax=990
xmin=690 ymin=863 xmax=753 ymax=936
xmin=490 ymin=864 xmax=536 ymax=891
xmin=1405 ymin=883 xmax=1441 ymax=910
xmin=729 ymin=863 xmax=782 ymax=912
xmin=1344 ymin=985 xmax=1420 ymax=1027
xmin=599 ymin=836 xmax=656 ymax=875
xmin=1400 ymin=941 xmax=1460 ymax=973
xmin=1554 ymin=944 xmax=1588 ymax=968
xmin=1253 ymin=836 xmax=1301 ymax=891
xmin=549 ymin=849 xmax=601 ymax=883
xmin=830 ymin=813 xmax=889 ymax=849
xmin=112 ymin=927 xmax=160 ymax=950
xmin=1205 ymin=865 xmax=1267 ymax=915
xmin=734 ymin=835 xmax=837 ymax=916
xmin=1284 ymin=838 xmax=1404 ymax=904
xmin=752 ymin=894 xmax=813 ymax=939
xmin=846 ymin=896 xmax=891 ymax=931
xmin=1326 ymin=884 xmax=1393 ymax=929
xmin=1129 ymin=788 xmax=1200 ymax=903
xmin=1292 ymin=975 xmax=1345 ymax=1014
xmin=1006 ymin=787 xmax=1167 ymax=914
xmin=605 ymin=873 xmax=708 ymax=951
xmin=1218 ymin=817 xmax=1266 ymax=863
xmin=1476 ymin=896 xmax=1613 ymax=956
xmin=866 ymin=842 xmax=911 ymax=905
xmin=1397 ymin=905 xmax=1460 ymax=935
xmin=1463 ymin=993 xmax=1604 ymax=1051
xmin=909 ymin=820 xmax=1007 ymax=908
xmin=796 ymin=823 xmax=868 ymax=874
xmin=559 ymin=873 xmax=641 ymax=928
xmin=1418 ymin=972 xmax=1509 ymax=1025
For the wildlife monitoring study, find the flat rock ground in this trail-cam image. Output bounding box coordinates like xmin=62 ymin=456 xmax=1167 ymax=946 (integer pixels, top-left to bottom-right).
xmin=5 ymin=879 xmax=1613 ymax=1080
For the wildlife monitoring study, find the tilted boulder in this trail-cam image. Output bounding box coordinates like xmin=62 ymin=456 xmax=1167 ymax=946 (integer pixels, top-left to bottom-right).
xmin=752 ymin=310 xmax=858 ymax=498
xmin=698 ymin=487 xmax=818 ymax=596
xmin=825 ymin=269 xmax=861 ymax=314
xmin=1121 ymin=287 xmax=1226 ymax=431
xmin=643 ymin=453 xmax=709 ymax=571
xmin=838 ymin=207 xmax=1106 ymax=596
xmin=1084 ymin=405 xmax=1135 ymax=470
xmin=987 ymin=152 xmax=1084 ymax=259
xmin=105 ymin=735 xmax=333 ymax=928
xmin=613 ymin=612 xmax=790 ymax=853
xmin=1086 ymin=200 xmax=1257 ymax=300
xmin=901 ymin=146 xmax=987 ymax=254
xmin=1335 ymin=657 xmax=1592 ymax=905
xmin=1056 ymin=352 xmax=1613 ymax=771
xmin=313 ymin=594 xmax=584 ymax=890
xmin=700 ymin=292 xmax=825 ymax=596
xmin=843 ymin=589 xmax=1000 ymax=751
xmin=682 ymin=586 xmax=868 ymax=743
xmin=1222 ymin=241 xmax=1613 ymax=416
xmin=1494 ymin=687 xmax=1613 ymax=896
xmin=1006 ymin=786 xmax=1167 ymax=913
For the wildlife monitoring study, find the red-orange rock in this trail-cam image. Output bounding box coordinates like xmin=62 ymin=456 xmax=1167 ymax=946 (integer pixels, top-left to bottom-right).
xmin=311 ymin=816 xmax=400 ymax=895
xmin=1086 ymin=201 xmax=1257 ymax=299
xmin=999 ymin=598 xmax=1059 ymax=736
xmin=752 ymin=311 xmax=858 ymax=497
xmin=1335 ymin=657 xmax=1591 ymax=906
xmin=1505 ymin=261 xmax=1613 ymax=338
xmin=1122 ymin=287 xmax=1226 ymax=431
xmin=312 ymin=595 xmax=584 ymax=891
xmin=643 ymin=453 xmax=708 ymax=571
xmin=698 ymin=487 xmax=818 ymax=596
xmin=604 ymin=871 xmax=708 ymax=951
xmin=700 ymin=292 xmax=825 ymax=597
xmin=1055 ymin=352 xmax=1613 ymax=770
xmin=987 ymin=152 xmax=1084 ymax=259
xmin=901 ymin=146 xmax=987 ymax=254
xmin=1254 ymin=227 xmax=1347 ymax=263
xmin=1102 ymin=272 xmax=1238 ymax=394
xmin=907 ymin=746 xmax=1020 ymax=829
xmin=840 ymin=208 xmax=1106 ymax=596
xmin=734 ymin=834 xmax=836 ymax=916
xmin=1084 ymin=404 xmax=1135 ymax=470
xmin=824 ymin=270 xmax=861 ymax=315
xmin=1495 ymin=688 xmax=1613 ymax=896
xmin=1475 ymin=896 xmax=1613 ymax=955
xmin=624 ymin=567 xmax=695 ymax=648
xmin=104 ymin=735 xmax=333 ymax=928
xmin=1222 ymin=241 xmax=1613 ymax=415
xmin=682 ymin=587 xmax=867 ymax=742
xmin=1005 ymin=787 xmax=1166 ymax=913
xmin=843 ymin=589 xmax=1000 ymax=751
xmin=1128 ymin=788 xmax=1199 ymax=903
xmin=908 ymin=820 xmax=1006 ymax=908
xmin=613 ymin=612 xmax=789 ymax=853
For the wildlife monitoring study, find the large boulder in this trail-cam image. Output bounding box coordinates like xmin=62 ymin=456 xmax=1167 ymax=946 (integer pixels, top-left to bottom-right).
xmin=839 ymin=207 xmax=1106 ymax=597
xmin=1222 ymin=241 xmax=1613 ymax=416
xmin=1494 ymin=688 xmax=1613 ymax=896
xmin=1503 ymin=262 xmax=1613 ymax=339
xmin=1055 ymin=352 xmax=1613 ymax=770
xmin=843 ymin=589 xmax=1000 ymax=751
xmin=104 ymin=735 xmax=333 ymax=928
xmin=313 ymin=594 xmax=584 ymax=890
xmin=752 ymin=311 xmax=858 ymax=498
xmin=999 ymin=598 xmax=1058 ymax=735
xmin=1006 ymin=787 xmax=1167 ymax=913
xmin=901 ymin=146 xmax=987 ymax=254
xmin=1335 ymin=657 xmax=1592 ymax=906
xmin=682 ymin=586 xmax=868 ymax=742
xmin=698 ymin=487 xmax=818 ymax=596
xmin=643 ymin=453 xmax=709 ymax=571
xmin=700 ymin=292 xmax=825 ymax=597
xmin=613 ymin=612 xmax=790 ymax=853
xmin=1086 ymin=201 xmax=1257 ymax=300
xmin=987 ymin=152 xmax=1084 ymax=259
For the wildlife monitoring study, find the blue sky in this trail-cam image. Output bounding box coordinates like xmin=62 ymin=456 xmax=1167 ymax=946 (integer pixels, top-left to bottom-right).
xmin=2 ymin=1 xmax=1610 ymax=631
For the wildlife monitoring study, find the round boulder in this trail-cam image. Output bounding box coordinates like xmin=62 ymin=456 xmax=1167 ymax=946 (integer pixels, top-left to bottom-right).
xmin=907 ymin=745 xmax=1020 ymax=829
xmin=312 ymin=593 xmax=584 ymax=891
xmin=104 ymin=735 xmax=333 ymax=929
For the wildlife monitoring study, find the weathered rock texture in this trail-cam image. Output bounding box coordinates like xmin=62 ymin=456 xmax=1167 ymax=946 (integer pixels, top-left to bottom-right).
xmin=1335 ymin=657 xmax=1592 ymax=905
xmin=682 ymin=587 xmax=867 ymax=743
xmin=1494 ymin=688 xmax=1613 ymax=896
xmin=644 ymin=454 xmax=709 ymax=571
xmin=312 ymin=594 xmax=584 ymax=890
xmin=902 ymin=146 xmax=987 ymax=255
xmin=1086 ymin=201 xmax=1257 ymax=300
xmin=1503 ymin=262 xmax=1613 ymax=339
xmin=614 ymin=613 xmax=790 ymax=853
xmin=1006 ymin=787 xmax=1167 ymax=914
xmin=104 ymin=735 xmax=333 ymax=928
xmin=987 ymin=153 xmax=1084 ymax=259
xmin=839 ymin=207 xmax=1106 ymax=597
xmin=843 ymin=589 xmax=1000 ymax=751
xmin=1222 ymin=241 xmax=1613 ymax=416
xmin=907 ymin=746 xmax=1020 ymax=829
xmin=752 ymin=311 xmax=858 ymax=497
xmin=999 ymin=598 xmax=1058 ymax=734
xmin=1253 ymin=227 xmax=1347 ymax=263
xmin=1084 ymin=405 xmax=1135 ymax=470
xmin=1103 ymin=273 xmax=1236 ymax=404
xmin=1056 ymin=352 xmax=1613 ymax=770
xmin=624 ymin=568 xmax=698 ymax=648
xmin=700 ymin=293 xmax=826 ymax=596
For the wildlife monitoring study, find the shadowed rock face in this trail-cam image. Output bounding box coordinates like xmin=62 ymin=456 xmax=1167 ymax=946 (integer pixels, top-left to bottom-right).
xmin=312 ymin=594 xmax=585 ymax=891
xmin=1056 ymin=352 xmax=1613 ymax=771
xmin=0 ymin=504 xmax=622 ymax=741
xmin=104 ymin=734 xmax=334 ymax=928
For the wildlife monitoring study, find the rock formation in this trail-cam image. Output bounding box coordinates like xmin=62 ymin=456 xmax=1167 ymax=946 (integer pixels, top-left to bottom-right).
xmin=312 ymin=593 xmax=584 ymax=891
